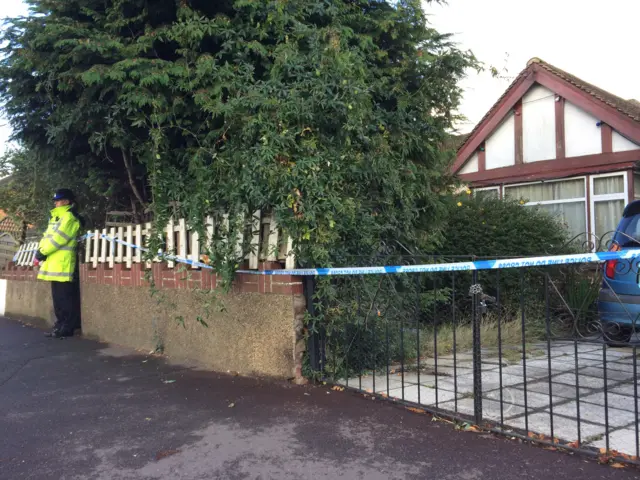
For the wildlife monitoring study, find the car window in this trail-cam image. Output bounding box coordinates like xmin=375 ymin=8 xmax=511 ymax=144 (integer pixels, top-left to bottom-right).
xmin=614 ymin=214 xmax=640 ymax=247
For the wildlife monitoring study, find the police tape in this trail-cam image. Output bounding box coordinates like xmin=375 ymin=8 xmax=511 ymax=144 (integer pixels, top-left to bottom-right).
xmin=14 ymin=232 xmax=640 ymax=276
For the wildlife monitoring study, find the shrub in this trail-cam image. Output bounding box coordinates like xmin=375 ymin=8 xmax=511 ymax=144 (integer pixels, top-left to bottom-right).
xmin=429 ymin=193 xmax=575 ymax=310
xmin=435 ymin=193 xmax=576 ymax=258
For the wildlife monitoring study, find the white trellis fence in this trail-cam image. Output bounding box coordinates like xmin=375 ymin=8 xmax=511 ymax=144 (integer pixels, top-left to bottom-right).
xmin=13 ymin=212 xmax=295 ymax=270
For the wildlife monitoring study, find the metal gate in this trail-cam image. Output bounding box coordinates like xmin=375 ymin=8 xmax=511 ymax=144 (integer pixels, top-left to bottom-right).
xmin=306 ymin=253 xmax=640 ymax=466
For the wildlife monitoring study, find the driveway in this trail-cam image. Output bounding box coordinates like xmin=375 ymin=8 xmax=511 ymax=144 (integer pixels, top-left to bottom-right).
xmin=339 ymin=342 xmax=640 ymax=457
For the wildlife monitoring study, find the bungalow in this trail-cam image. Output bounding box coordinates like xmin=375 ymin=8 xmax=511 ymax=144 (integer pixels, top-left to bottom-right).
xmin=452 ymin=58 xmax=640 ymax=246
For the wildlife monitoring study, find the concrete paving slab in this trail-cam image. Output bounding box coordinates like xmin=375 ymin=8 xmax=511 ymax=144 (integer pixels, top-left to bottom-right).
xmin=523 ymin=359 xmax=579 ymax=374
xmin=434 ymin=377 xmax=474 ymax=395
xmin=551 ymin=401 xmax=636 ymax=428
xmin=484 ymin=387 xmax=565 ymax=410
xmin=524 ymin=381 xmax=593 ymax=399
xmin=579 ymin=391 xmax=638 ymax=413
xmin=421 ymin=356 xmax=474 ymax=370
xmin=505 ymin=413 xmax=605 ymax=443
xmin=611 ymin=383 xmax=640 ymax=397
xmin=604 ymin=347 xmax=637 ymax=360
xmin=500 ymin=364 xmax=558 ymax=381
xmin=592 ymin=428 xmax=640 ymax=456
xmin=435 ymin=372 xmax=526 ymax=397
xmin=578 ymin=366 xmax=636 ymax=382
xmin=340 ymin=374 xmax=405 ymax=394
xmin=548 ymin=344 xmax=604 ymax=356
xmin=387 ymin=384 xmax=458 ymax=406
xmin=576 ymin=349 xmax=636 ymax=362
xmin=462 ymin=371 xmax=529 ymax=388
xmin=420 ymin=363 xmax=474 ymax=377
xmin=552 ymin=373 xmax=612 ymax=389
xmin=605 ymin=360 xmax=640 ymax=374
xmin=550 ymin=354 xmax=605 ymax=368
xmin=437 ymin=397 xmax=519 ymax=421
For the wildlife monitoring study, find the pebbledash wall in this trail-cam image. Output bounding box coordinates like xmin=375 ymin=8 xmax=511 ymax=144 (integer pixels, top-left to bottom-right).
xmin=0 ymin=261 xmax=307 ymax=381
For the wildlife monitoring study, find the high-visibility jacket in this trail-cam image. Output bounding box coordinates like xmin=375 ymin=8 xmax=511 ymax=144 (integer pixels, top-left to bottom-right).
xmin=37 ymin=205 xmax=81 ymax=282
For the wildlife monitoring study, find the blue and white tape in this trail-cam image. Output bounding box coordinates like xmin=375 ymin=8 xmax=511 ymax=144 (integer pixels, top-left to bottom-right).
xmin=15 ymin=232 xmax=640 ymax=276
xmin=238 ymin=250 xmax=640 ymax=276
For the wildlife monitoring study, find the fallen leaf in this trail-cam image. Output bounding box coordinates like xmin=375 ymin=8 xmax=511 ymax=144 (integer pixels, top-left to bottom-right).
xmin=406 ymin=407 xmax=426 ymax=414
xmin=465 ymin=425 xmax=481 ymax=432
xmin=303 ymin=393 xmax=311 ymax=396
xmin=142 ymin=360 xmax=148 ymax=364
xmin=155 ymin=449 xmax=181 ymax=461
xmin=331 ymin=386 xmax=345 ymax=392
xmin=163 ymin=380 xmax=176 ymax=384
xmin=599 ymin=448 xmax=608 ymax=454
xmin=228 ymin=403 xmax=235 ymax=408
xmin=566 ymin=441 xmax=580 ymax=449
xmin=610 ymin=463 xmax=626 ymax=469
xmin=145 ymin=418 xmax=152 ymax=421
xmin=527 ymin=432 xmax=536 ymax=439
xmin=543 ymin=447 xmax=557 ymax=451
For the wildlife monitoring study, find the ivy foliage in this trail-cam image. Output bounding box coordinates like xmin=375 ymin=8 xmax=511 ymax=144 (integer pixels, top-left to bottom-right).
xmin=1 ymin=0 xmax=477 ymax=275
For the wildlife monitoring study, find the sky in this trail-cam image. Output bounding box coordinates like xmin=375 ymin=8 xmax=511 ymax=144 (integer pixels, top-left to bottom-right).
xmin=425 ymin=0 xmax=640 ymax=133
xmin=1 ymin=0 xmax=639 ymax=150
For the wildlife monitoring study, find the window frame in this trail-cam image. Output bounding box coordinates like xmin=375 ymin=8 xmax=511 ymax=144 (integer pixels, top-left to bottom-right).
xmin=474 ymin=186 xmax=501 ymax=199
xmin=589 ymin=171 xmax=628 ymax=243
xmin=634 ymin=172 xmax=640 ymax=200
xmin=503 ymin=176 xmax=589 ymax=240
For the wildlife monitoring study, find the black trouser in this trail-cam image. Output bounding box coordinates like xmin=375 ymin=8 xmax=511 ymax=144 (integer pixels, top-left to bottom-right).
xmin=51 ymin=281 xmax=81 ymax=335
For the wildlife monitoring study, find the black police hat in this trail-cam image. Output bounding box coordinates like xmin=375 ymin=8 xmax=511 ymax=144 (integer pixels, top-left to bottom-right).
xmin=53 ymin=188 xmax=76 ymax=203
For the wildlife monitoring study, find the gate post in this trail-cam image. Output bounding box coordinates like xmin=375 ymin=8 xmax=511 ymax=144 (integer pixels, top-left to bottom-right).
xmin=471 ymin=268 xmax=483 ymax=424
xmin=305 ymin=276 xmax=325 ymax=373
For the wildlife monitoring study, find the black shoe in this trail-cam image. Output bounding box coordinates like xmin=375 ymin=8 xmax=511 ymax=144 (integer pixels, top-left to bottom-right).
xmin=44 ymin=330 xmax=72 ymax=339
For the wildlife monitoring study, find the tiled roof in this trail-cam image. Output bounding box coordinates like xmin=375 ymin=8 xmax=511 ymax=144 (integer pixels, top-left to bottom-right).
xmin=0 ymin=216 xmax=24 ymax=237
xmin=457 ymin=58 xmax=640 ymax=154
xmin=532 ymin=58 xmax=640 ymax=123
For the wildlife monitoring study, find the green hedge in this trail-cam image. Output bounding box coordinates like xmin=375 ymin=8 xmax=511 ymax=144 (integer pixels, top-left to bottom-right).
xmin=435 ymin=192 xmax=576 ymax=258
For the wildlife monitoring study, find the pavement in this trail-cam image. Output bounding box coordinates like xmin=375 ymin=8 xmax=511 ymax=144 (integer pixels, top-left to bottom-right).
xmin=340 ymin=343 xmax=640 ymax=456
xmin=0 ymin=318 xmax=637 ymax=480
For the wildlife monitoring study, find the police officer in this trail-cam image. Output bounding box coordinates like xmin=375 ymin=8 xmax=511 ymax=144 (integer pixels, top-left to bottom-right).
xmin=35 ymin=189 xmax=84 ymax=338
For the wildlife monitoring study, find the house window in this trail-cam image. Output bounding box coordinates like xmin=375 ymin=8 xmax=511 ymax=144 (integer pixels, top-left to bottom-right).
xmin=474 ymin=187 xmax=500 ymax=200
xmin=504 ymin=178 xmax=587 ymax=239
xmin=590 ymin=172 xmax=627 ymax=245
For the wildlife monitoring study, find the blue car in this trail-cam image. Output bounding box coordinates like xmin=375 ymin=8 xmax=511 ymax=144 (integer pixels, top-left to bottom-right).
xmin=598 ymin=200 xmax=640 ymax=338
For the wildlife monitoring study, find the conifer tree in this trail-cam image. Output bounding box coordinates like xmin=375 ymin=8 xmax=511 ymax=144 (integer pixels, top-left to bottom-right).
xmin=1 ymin=0 xmax=476 ymax=269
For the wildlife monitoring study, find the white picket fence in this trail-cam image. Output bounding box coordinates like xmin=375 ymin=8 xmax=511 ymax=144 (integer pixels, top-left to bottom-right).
xmin=14 ymin=240 xmax=39 ymax=267
xmin=12 ymin=212 xmax=295 ymax=270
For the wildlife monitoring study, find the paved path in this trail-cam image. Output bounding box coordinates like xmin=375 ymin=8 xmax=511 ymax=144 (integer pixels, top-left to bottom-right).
xmin=340 ymin=343 xmax=640 ymax=456
xmin=0 ymin=318 xmax=636 ymax=479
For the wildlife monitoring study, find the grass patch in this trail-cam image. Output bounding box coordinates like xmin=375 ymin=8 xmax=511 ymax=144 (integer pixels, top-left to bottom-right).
xmin=417 ymin=314 xmax=548 ymax=363
xmin=584 ymin=433 xmax=605 ymax=444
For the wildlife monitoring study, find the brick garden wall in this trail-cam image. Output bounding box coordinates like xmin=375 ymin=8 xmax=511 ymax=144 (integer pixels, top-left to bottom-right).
xmin=1 ymin=262 xmax=307 ymax=381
